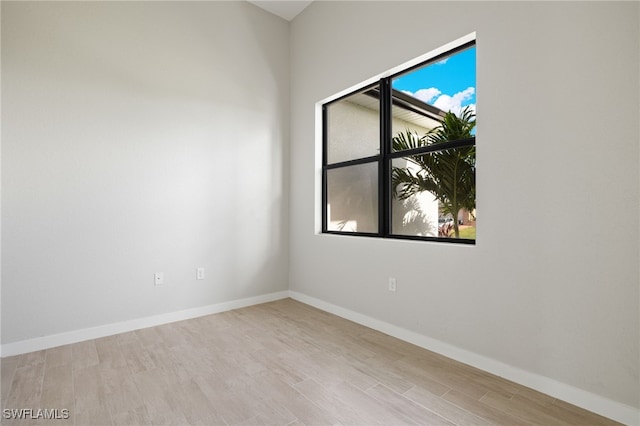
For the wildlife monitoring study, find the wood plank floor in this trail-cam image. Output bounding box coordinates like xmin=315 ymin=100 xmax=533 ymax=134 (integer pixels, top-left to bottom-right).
xmin=0 ymin=298 xmax=620 ymax=425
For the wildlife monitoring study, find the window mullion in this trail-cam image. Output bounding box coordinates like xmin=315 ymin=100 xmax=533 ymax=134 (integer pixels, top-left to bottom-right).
xmin=380 ymin=77 xmax=392 ymax=237
xmin=321 ymin=104 xmax=328 ymax=233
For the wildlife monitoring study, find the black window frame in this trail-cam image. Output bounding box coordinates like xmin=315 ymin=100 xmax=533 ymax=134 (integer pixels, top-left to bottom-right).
xmin=321 ymin=40 xmax=476 ymax=245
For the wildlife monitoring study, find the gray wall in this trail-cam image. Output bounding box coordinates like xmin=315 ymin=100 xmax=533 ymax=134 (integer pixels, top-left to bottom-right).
xmin=2 ymin=2 xmax=289 ymax=343
xmin=289 ymin=1 xmax=639 ymax=409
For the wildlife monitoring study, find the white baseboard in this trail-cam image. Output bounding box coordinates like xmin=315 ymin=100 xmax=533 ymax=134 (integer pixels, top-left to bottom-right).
xmin=0 ymin=291 xmax=289 ymax=358
xmin=288 ymin=291 xmax=640 ymax=426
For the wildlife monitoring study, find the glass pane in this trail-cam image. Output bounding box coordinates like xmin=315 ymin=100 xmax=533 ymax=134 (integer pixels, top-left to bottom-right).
xmin=326 ymin=86 xmax=380 ymax=164
xmin=391 ymin=46 xmax=476 ymax=152
xmin=326 ymin=163 xmax=378 ymax=233
xmin=391 ymin=147 xmax=475 ymax=240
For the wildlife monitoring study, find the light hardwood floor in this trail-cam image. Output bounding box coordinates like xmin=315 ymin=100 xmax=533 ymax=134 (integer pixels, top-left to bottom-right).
xmin=0 ymin=298 xmax=620 ymax=426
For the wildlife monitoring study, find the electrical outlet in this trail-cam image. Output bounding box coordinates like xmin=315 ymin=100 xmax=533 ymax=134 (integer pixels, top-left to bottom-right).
xmin=196 ymin=267 xmax=205 ymax=280
xmin=154 ymin=272 xmax=164 ymax=286
xmin=388 ymin=277 xmax=397 ymax=292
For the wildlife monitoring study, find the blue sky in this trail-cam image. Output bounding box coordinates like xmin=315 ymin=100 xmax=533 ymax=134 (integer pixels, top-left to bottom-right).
xmin=392 ymin=46 xmax=476 ymax=116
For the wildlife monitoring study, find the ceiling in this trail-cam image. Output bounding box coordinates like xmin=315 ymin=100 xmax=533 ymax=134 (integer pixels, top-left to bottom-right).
xmin=248 ymin=1 xmax=313 ymax=21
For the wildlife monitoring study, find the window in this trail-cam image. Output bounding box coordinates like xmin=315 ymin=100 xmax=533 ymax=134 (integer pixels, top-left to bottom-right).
xmin=322 ymin=39 xmax=476 ymax=243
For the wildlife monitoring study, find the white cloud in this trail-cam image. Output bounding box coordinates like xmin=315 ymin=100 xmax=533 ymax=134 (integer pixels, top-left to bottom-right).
xmin=404 ymin=87 xmax=441 ymax=104
xmin=403 ymin=86 xmax=476 ymax=116
xmin=433 ymin=87 xmax=475 ymax=116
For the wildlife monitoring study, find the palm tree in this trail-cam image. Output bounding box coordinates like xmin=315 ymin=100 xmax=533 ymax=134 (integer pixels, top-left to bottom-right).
xmin=391 ymin=106 xmax=476 ymax=238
